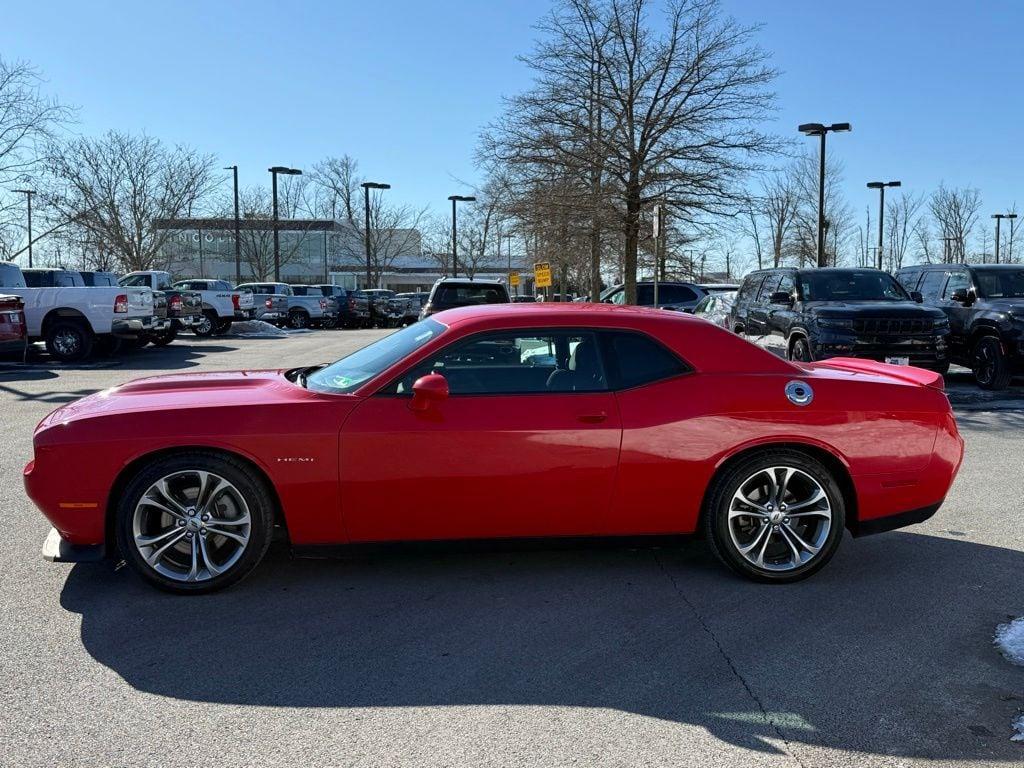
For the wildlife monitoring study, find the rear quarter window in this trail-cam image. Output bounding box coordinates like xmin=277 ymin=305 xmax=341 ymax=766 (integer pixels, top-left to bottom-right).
xmin=602 ymin=331 xmax=687 ymax=390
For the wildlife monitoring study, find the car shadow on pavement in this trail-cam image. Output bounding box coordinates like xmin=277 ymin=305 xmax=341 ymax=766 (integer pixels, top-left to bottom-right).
xmin=60 ymin=532 xmax=1024 ymax=760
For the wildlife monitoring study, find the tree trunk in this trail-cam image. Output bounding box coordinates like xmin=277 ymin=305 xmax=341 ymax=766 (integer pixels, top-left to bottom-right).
xmin=623 ymin=183 xmax=641 ymax=305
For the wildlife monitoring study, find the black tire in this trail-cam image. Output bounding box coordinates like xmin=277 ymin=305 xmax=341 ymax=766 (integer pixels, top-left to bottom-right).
xmin=192 ymin=311 xmax=217 ymax=337
xmin=703 ymin=448 xmax=846 ymax=584
xmin=115 ymin=452 xmax=275 ymax=594
xmin=151 ymin=327 xmax=178 ymax=347
xmin=972 ymin=336 xmax=1011 ymax=390
xmin=320 ymin=315 xmax=338 ymax=329
xmin=45 ymin=319 xmax=94 ymax=362
xmin=122 ymin=336 xmax=149 ymax=351
xmin=288 ymin=310 xmax=309 ymax=329
xmin=213 ymin=319 xmax=233 ymax=336
xmin=789 ymin=336 xmax=813 ymax=362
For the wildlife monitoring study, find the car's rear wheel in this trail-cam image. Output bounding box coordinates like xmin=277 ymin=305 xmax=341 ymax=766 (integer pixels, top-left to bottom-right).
xmin=45 ymin=319 xmax=94 ymax=362
xmin=972 ymin=336 xmax=1011 ymax=390
xmin=151 ymin=327 xmax=178 ymax=347
xmin=115 ymin=453 xmax=274 ymax=594
xmin=213 ymin=319 xmax=233 ymax=335
xmin=288 ymin=310 xmax=309 ymax=329
xmin=192 ymin=311 xmax=216 ymax=337
xmin=704 ymin=449 xmax=845 ymax=583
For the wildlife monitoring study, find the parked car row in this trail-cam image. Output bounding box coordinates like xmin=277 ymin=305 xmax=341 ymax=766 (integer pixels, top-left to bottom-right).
xmin=0 ymin=261 xmax=427 ymax=364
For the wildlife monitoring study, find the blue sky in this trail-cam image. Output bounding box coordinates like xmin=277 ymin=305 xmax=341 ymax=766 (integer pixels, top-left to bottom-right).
xmin=3 ymin=0 xmax=1023 ymax=233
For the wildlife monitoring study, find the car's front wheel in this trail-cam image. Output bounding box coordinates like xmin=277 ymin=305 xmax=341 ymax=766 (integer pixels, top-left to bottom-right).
xmin=704 ymin=449 xmax=845 ymax=583
xmin=972 ymin=336 xmax=1011 ymax=390
xmin=115 ymin=452 xmax=275 ymax=593
xmin=789 ymin=336 xmax=813 ymax=362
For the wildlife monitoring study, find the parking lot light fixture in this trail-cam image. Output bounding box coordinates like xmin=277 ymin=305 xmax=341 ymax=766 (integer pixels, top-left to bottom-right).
xmin=448 ymin=195 xmax=477 ymax=277
xmin=361 ymin=182 xmax=391 ymax=288
xmin=799 ymin=122 xmax=852 ymax=268
xmin=268 ymin=166 xmax=302 ymax=281
xmin=224 ymin=166 xmax=241 ymax=283
xmin=992 ymin=213 xmax=1018 ymax=264
xmin=867 ymin=181 xmax=902 ymax=270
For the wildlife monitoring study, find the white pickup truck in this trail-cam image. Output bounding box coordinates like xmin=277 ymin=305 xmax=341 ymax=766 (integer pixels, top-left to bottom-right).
xmin=0 ymin=263 xmax=154 ymax=362
xmin=170 ymin=278 xmax=256 ymax=336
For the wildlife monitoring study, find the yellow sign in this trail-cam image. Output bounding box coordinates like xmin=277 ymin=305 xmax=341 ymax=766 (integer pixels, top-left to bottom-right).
xmin=509 ymin=271 xmax=520 ymax=287
xmin=534 ymin=261 xmax=552 ymax=288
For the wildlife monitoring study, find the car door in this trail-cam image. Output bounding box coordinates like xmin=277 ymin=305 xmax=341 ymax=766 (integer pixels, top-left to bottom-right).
xmin=747 ymin=273 xmax=779 ymax=336
xmin=339 ymin=328 xmax=623 ymax=542
xmin=765 ymin=270 xmax=796 ymax=348
xmin=938 ymin=269 xmax=972 ymax=354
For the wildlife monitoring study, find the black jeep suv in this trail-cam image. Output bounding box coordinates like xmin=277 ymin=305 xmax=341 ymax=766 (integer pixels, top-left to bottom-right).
xmin=729 ymin=267 xmax=950 ymax=369
xmin=895 ymin=263 xmax=1024 ymax=389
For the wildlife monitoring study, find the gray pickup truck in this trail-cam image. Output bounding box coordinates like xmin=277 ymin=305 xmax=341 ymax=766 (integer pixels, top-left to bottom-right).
xmin=289 ymin=285 xmax=341 ymax=328
xmin=235 ymin=282 xmax=291 ymax=325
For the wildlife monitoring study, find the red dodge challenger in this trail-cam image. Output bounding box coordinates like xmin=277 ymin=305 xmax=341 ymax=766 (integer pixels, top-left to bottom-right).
xmin=25 ymin=303 xmax=964 ymax=593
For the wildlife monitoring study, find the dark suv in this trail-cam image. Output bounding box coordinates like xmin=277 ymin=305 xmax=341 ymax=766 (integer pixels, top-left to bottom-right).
xmin=729 ymin=267 xmax=949 ymax=369
xmin=895 ymin=263 xmax=1024 ymax=389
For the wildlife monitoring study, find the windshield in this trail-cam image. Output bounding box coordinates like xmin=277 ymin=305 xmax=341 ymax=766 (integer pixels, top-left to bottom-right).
xmin=975 ymin=269 xmax=1024 ymax=298
xmin=306 ymin=319 xmax=445 ymax=394
xmin=799 ymin=271 xmax=909 ymax=302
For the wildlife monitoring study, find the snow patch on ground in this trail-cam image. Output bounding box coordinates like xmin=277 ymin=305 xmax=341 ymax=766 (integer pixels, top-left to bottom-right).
xmin=229 ymin=321 xmax=311 ymax=338
xmin=995 ymin=617 xmax=1024 ymax=666
xmin=994 ymin=618 xmax=1024 ymax=742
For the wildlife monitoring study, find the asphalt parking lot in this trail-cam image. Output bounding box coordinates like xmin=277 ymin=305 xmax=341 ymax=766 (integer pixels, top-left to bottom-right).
xmin=1 ymin=331 xmax=1023 ymax=767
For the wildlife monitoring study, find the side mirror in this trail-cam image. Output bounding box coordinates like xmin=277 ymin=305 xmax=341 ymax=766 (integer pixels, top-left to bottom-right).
xmin=770 ymin=291 xmax=793 ymax=305
xmin=410 ymin=373 xmax=449 ymax=412
xmin=910 ymin=291 xmax=923 ymax=303
xmin=950 ymin=288 xmax=971 ymax=305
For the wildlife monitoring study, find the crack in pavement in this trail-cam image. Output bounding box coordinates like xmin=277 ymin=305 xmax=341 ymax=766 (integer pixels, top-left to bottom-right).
xmin=654 ymin=551 xmax=809 ymax=768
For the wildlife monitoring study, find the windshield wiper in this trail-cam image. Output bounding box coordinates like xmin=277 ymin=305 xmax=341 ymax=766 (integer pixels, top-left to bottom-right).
xmin=295 ymin=364 xmax=326 ymax=389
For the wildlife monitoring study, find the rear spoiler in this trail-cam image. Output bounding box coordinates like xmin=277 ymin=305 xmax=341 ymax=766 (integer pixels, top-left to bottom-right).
xmin=809 ymin=357 xmax=945 ymax=391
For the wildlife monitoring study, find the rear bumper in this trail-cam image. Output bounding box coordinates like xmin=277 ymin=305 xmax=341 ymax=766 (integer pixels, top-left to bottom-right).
xmin=111 ymin=315 xmax=155 ymax=338
xmin=234 ymin=309 xmax=255 ymax=320
xmin=42 ymin=526 xmax=105 ymax=562
xmin=257 ymin=311 xmax=285 ymax=322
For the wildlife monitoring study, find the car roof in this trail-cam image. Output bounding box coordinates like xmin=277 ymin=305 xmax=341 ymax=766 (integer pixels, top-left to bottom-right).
xmin=915 ymin=263 xmax=1020 ymax=271
xmin=433 ymin=278 xmax=504 ymax=285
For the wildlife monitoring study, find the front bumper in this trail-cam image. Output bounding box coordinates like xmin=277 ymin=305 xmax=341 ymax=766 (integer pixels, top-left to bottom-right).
xmin=42 ymin=526 xmax=105 ymax=562
xmin=812 ymin=331 xmax=948 ymax=366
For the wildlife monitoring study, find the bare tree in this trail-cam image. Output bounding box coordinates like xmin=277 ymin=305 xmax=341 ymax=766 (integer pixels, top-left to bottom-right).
xmin=757 ymin=169 xmax=800 ymax=267
xmin=884 ymin=191 xmax=925 ymax=270
xmin=42 ymin=131 xmax=217 ymax=271
xmin=788 ymin=152 xmax=852 ymax=267
xmin=483 ymin=0 xmax=779 ymax=303
xmin=308 ymin=155 xmax=426 ymax=286
xmin=928 ymin=184 xmax=981 ymax=262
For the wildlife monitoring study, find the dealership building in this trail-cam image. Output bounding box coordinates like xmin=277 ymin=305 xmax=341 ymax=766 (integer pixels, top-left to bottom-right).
xmin=154 ymin=217 xmax=532 ymax=293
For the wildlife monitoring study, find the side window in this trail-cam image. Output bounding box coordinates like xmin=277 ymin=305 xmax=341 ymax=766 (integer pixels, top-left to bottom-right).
xmin=942 ymin=271 xmax=969 ymax=298
xmin=896 ymin=270 xmax=921 ymax=292
xmin=776 ymin=273 xmax=795 ymax=297
xmin=602 ymin=331 xmax=687 ymax=390
xmin=389 ymin=330 xmax=607 ymax=395
xmin=737 ymin=275 xmax=764 ymax=302
xmin=156 ymin=275 xmax=172 ymax=290
xmin=637 ymin=285 xmax=654 ymax=305
xmin=660 ymin=285 xmax=698 ymax=303
xmin=756 ymin=274 xmax=781 ymax=302
xmin=607 ymin=288 xmax=626 ymax=305
xmin=918 ymin=270 xmax=946 ymax=299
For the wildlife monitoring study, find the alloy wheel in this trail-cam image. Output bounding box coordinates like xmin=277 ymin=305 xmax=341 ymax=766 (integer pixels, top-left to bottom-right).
xmin=131 ymin=470 xmax=251 ymax=583
xmin=974 ymin=341 xmax=995 ymax=386
xmin=53 ymin=329 xmax=81 ymax=357
xmin=727 ymin=466 xmax=832 ymax=572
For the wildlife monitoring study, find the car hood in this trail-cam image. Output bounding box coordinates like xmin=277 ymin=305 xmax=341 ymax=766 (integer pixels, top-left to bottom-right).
xmin=805 ymin=301 xmax=943 ymax=318
xmin=37 ymin=370 xmax=315 ymax=431
xmin=977 ymin=298 xmax=1024 ymax=314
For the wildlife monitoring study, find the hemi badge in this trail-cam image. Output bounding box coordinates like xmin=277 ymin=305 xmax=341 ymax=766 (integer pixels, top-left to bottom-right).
xmin=59 ymin=502 xmax=99 ymax=509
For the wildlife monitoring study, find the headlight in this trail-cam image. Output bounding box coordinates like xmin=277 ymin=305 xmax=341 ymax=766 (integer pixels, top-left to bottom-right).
xmin=933 ymin=316 xmax=950 ymax=329
xmin=817 ymin=317 xmax=853 ymax=329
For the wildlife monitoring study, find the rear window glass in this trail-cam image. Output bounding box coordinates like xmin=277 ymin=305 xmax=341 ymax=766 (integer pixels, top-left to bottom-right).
xmin=604 ymin=331 xmax=687 ymax=389
xmin=432 ymin=283 xmax=508 ymax=308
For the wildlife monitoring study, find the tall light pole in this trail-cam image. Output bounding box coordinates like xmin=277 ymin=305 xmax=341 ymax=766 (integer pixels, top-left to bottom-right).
xmin=992 ymin=213 xmax=1017 ymax=264
xmin=799 ymin=122 xmax=852 ymax=267
xmin=268 ymin=166 xmax=302 ymax=281
xmin=13 ymin=189 xmax=35 ymax=268
xmin=360 ymin=182 xmax=391 ymax=288
xmin=448 ymin=195 xmax=476 ymax=277
xmin=224 ymin=166 xmax=241 ymax=284
xmin=866 ymin=180 xmax=901 ymax=270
